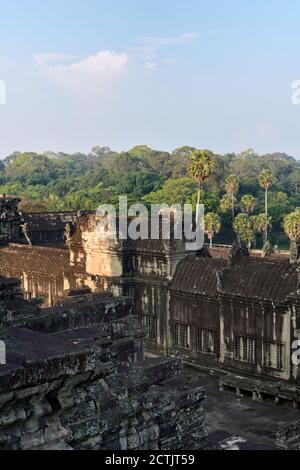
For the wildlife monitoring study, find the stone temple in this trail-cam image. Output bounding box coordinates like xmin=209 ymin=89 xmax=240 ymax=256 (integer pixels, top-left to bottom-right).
xmin=0 ymin=277 xmax=206 ymax=450
xmin=0 ymin=195 xmax=207 ymax=450
xmin=0 ymin=194 xmax=300 ymax=449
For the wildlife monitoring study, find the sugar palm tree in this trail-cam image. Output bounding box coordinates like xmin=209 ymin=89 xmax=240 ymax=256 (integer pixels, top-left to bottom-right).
xmin=252 ymin=213 xmax=272 ymax=246
xmin=258 ymin=169 xmax=276 ymax=242
xmin=45 ymin=194 xmax=62 ymax=211
xmin=204 ymin=212 xmax=221 ymax=248
xmin=188 ymin=149 xmax=215 ymax=220
xmin=240 ymin=194 xmax=256 ymax=215
xmin=233 ymin=213 xmax=255 ymax=249
xmin=225 ymin=174 xmax=239 ymax=221
xmin=283 ymin=208 xmax=300 ymax=260
xmin=219 ymin=194 xmax=233 ymax=214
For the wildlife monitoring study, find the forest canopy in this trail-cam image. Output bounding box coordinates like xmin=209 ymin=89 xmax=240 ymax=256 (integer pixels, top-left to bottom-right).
xmin=1 ymin=146 xmax=300 ymax=248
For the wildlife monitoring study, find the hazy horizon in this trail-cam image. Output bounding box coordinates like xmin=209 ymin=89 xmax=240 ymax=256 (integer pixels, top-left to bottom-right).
xmin=1 ymin=144 xmax=299 ymax=161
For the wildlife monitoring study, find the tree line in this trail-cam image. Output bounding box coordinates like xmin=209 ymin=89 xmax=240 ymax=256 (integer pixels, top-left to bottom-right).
xmin=0 ymin=145 xmax=300 ymax=248
xmin=188 ymin=149 xmax=299 ymax=251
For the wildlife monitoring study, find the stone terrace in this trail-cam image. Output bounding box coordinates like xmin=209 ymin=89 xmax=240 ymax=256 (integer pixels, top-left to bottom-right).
xmin=0 ymin=278 xmax=206 ymax=450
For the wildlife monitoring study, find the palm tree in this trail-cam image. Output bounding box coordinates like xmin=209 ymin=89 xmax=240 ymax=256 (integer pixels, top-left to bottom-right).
xmin=258 ymin=169 xmax=276 ymax=242
xmin=45 ymin=194 xmax=62 ymax=211
xmin=204 ymin=212 xmax=221 ymax=248
xmin=188 ymin=150 xmax=215 ymax=221
xmin=283 ymin=209 xmax=300 ymax=261
xmin=225 ymin=174 xmax=239 ymax=221
xmin=252 ymin=213 xmax=272 ymax=246
xmin=233 ymin=213 xmax=255 ymax=249
xmin=240 ymin=194 xmax=256 ymax=215
xmin=219 ymin=194 xmax=233 ymax=214
xmin=64 ymin=194 xmax=83 ymax=211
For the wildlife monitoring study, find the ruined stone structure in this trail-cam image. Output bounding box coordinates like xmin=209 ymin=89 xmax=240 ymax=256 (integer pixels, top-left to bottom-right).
xmin=0 ymin=196 xmax=76 ymax=306
xmin=0 ymin=244 xmax=69 ymax=306
xmin=65 ymin=213 xmax=193 ymax=354
xmin=0 ymin=196 xmax=300 ymax=406
xmin=22 ymin=211 xmax=77 ymax=247
xmin=0 ymin=195 xmax=27 ymax=245
xmin=0 ymin=277 xmax=206 ymax=450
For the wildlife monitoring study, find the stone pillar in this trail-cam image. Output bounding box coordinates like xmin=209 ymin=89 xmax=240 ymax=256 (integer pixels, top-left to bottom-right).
xmin=257 ymin=391 xmax=263 ymax=402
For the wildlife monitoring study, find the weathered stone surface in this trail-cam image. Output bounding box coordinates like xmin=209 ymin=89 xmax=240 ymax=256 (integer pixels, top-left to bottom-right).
xmin=0 ymin=195 xmax=27 ymax=245
xmin=0 ymin=277 xmax=207 ymax=450
xmin=276 ymin=420 xmax=300 ymax=449
xmin=1 ymin=203 xmax=299 ymax=399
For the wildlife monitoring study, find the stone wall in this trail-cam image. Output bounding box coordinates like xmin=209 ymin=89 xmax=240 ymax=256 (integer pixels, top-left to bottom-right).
xmin=0 ymin=278 xmax=207 ymax=450
xmin=276 ymin=420 xmax=300 ymax=449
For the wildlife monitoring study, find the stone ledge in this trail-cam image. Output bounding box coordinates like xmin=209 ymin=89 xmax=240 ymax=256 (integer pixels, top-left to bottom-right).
xmin=220 ymin=373 xmax=300 ymax=405
xmin=0 ymin=328 xmax=97 ymax=393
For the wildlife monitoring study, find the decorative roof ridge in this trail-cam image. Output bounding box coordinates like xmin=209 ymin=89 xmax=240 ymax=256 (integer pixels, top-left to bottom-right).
xmin=7 ymin=243 xmax=67 ymax=253
xmin=22 ymin=210 xmax=77 ymax=215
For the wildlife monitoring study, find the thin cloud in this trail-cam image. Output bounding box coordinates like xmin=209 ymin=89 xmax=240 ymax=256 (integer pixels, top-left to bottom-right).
xmin=127 ymin=32 xmax=200 ymax=68
xmin=34 ymin=53 xmax=76 ymax=66
xmin=126 ymin=45 xmax=156 ymax=61
xmin=138 ymin=32 xmax=200 ymax=47
xmin=42 ymin=50 xmax=129 ymax=93
xmin=36 ymin=32 xmax=199 ymax=91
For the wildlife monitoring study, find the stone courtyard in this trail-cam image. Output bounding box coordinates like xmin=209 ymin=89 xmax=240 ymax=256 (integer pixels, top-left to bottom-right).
xmin=183 ymin=366 xmax=300 ymax=450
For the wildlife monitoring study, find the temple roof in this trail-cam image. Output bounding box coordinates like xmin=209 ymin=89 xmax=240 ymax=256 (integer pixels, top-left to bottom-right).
xmin=220 ymin=256 xmax=298 ymax=303
xmin=22 ymin=211 xmax=77 ymax=232
xmin=171 ymin=254 xmax=298 ymax=303
xmin=0 ymin=244 xmax=69 ymax=276
xmin=170 ymin=255 xmax=226 ymax=296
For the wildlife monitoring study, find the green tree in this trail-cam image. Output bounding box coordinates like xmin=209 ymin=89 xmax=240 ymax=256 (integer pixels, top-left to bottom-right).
xmin=128 ymin=145 xmax=172 ymax=178
xmin=283 ymin=209 xmax=300 ymax=255
xmin=115 ymin=171 xmax=163 ymax=198
xmin=219 ymin=194 xmax=233 ymax=214
xmin=233 ymin=213 xmax=255 ymax=248
xmin=258 ymin=169 xmax=276 ymax=242
xmin=145 ymin=177 xmax=196 ymax=206
xmin=204 ymin=212 xmax=221 ymax=248
xmin=252 ymin=213 xmax=272 ymax=243
xmin=225 ymin=173 xmax=239 ymax=221
xmin=188 ymin=150 xmax=215 ymax=219
xmin=5 ymin=152 xmax=57 ymax=186
xmin=171 ymin=146 xmax=196 ymax=177
xmin=45 ymin=194 xmax=62 ymax=211
xmin=240 ymin=194 xmax=256 ymax=215
xmin=107 ymin=152 xmax=148 ymax=176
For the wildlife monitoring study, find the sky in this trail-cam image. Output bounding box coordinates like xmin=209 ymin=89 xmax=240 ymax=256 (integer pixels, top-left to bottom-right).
xmin=1 ymin=0 xmax=300 ymax=158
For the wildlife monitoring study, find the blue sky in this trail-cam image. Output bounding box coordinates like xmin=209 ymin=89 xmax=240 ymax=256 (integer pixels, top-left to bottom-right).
xmin=1 ymin=0 xmax=300 ymax=157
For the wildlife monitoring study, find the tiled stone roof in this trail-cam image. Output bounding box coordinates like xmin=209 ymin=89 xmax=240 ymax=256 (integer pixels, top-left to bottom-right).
xmin=0 ymin=244 xmax=69 ymax=276
xmin=171 ymin=254 xmax=298 ymax=303
xmin=170 ymin=255 xmax=226 ymax=296
xmin=220 ymin=256 xmax=298 ymax=302
xmin=22 ymin=211 xmax=77 ymax=232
